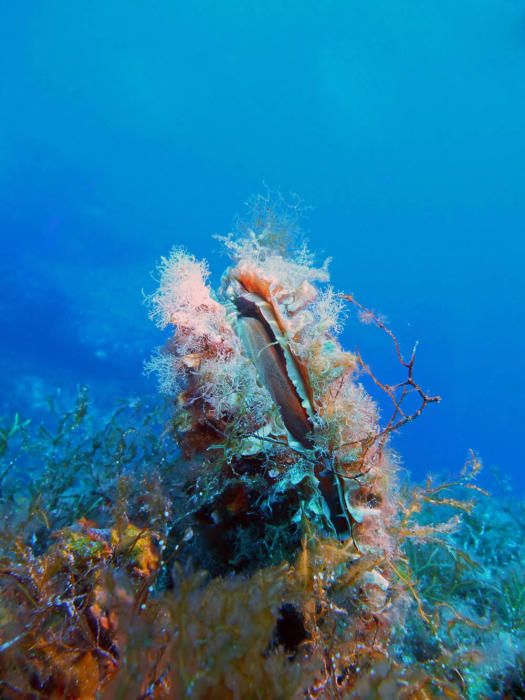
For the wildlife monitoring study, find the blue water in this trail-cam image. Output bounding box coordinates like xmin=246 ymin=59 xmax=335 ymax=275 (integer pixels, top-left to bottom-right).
xmin=1 ymin=2 xmax=524 ymax=490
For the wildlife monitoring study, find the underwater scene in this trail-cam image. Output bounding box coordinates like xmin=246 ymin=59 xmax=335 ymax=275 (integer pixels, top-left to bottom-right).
xmin=1 ymin=3 xmax=524 ymax=699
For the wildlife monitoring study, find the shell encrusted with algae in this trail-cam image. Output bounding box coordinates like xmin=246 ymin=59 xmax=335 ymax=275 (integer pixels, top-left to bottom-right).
xmin=149 ymin=225 xmax=401 ymax=658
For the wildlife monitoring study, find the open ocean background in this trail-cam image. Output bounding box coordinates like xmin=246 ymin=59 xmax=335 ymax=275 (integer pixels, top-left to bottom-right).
xmin=1 ymin=1 xmax=524 ymax=491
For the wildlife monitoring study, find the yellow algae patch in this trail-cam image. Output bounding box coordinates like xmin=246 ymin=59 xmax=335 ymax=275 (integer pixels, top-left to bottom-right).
xmin=111 ymin=523 xmax=160 ymax=578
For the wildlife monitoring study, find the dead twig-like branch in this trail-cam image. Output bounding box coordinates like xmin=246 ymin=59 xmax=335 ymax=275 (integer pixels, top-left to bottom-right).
xmin=338 ymin=293 xmax=441 ymax=457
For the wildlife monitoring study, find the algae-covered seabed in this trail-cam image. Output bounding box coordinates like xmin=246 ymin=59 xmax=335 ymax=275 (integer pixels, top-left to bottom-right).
xmin=1 ymin=227 xmax=524 ymax=699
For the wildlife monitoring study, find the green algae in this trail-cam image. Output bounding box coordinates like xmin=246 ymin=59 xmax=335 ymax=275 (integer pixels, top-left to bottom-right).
xmin=0 ymin=385 xmax=521 ymax=698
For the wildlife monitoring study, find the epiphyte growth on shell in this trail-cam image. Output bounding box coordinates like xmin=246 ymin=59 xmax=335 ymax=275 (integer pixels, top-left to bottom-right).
xmin=149 ymin=201 xmax=439 ymax=546
xmin=146 ymin=200 xmax=444 ymax=674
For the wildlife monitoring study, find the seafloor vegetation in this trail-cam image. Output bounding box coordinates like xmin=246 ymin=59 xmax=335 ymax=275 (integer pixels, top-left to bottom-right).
xmin=1 ymin=202 xmax=524 ymax=698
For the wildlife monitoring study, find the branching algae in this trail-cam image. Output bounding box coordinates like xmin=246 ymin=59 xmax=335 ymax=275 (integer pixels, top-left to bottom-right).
xmin=0 ymin=201 xmax=522 ymax=698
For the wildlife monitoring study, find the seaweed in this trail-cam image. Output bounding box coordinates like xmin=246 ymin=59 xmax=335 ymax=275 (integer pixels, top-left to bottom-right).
xmin=0 ymin=382 xmax=519 ymax=698
xmin=1 ymin=205 xmax=523 ymax=698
